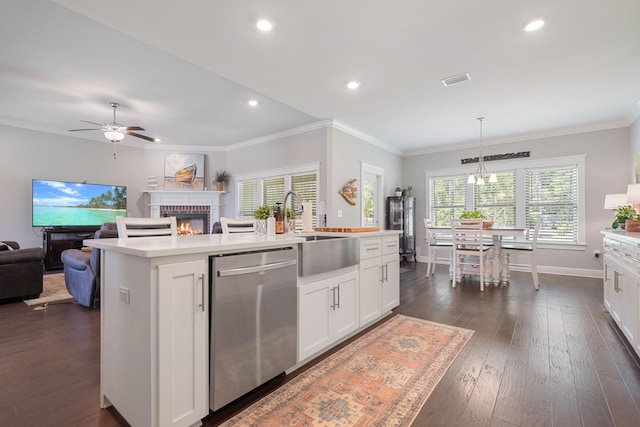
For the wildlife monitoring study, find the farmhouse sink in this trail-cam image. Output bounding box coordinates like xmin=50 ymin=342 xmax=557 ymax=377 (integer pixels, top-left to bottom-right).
xmin=298 ymin=235 xmax=360 ymax=276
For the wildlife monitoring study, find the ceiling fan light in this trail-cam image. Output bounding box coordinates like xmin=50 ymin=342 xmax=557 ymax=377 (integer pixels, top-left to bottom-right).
xmin=104 ymin=130 xmax=125 ymax=142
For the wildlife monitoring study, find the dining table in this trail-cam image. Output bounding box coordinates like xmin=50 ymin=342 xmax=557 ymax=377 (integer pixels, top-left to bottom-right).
xmin=425 ymin=225 xmax=526 ymax=285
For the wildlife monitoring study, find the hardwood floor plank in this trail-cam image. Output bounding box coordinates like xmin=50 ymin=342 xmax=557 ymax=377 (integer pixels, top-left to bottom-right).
xmin=1 ymin=264 xmax=639 ymax=426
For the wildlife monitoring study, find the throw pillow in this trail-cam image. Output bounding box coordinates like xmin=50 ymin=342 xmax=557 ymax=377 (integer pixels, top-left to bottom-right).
xmin=0 ymin=241 xmax=14 ymax=251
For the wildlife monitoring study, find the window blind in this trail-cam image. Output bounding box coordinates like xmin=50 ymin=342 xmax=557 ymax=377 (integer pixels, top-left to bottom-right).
xmin=525 ymin=166 xmax=578 ymax=243
xmin=263 ymin=177 xmax=285 ymax=210
xmin=430 ymin=175 xmax=466 ymax=226
xmin=237 ymin=180 xmax=258 ymax=219
xmin=291 ymin=173 xmax=317 ymax=227
xmin=475 ymin=171 xmax=516 ymax=227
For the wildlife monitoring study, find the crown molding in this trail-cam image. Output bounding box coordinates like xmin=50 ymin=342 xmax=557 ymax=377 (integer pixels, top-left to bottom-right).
xmin=327 ymin=119 xmax=401 ymax=155
xmin=403 ymin=119 xmax=630 ymax=157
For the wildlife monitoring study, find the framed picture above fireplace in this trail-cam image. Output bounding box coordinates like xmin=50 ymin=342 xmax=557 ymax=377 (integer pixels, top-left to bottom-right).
xmin=164 ymin=153 xmax=205 ymax=191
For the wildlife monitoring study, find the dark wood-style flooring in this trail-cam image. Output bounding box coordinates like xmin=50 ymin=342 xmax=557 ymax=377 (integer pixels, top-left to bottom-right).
xmin=1 ymin=263 xmax=640 ymax=426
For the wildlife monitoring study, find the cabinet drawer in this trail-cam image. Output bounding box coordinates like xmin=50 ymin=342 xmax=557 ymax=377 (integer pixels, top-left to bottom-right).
xmin=360 ymin=238 xmax=381 ymax=259
xmin=382 ymin=236 xmax=399 ymax=255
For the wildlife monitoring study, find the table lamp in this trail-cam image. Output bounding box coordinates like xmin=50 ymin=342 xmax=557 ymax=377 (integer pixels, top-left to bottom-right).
xmin=627 ymin=184 xmax=640 ymax=212
xmin=604 ymin=193 xmax=628 ymax=210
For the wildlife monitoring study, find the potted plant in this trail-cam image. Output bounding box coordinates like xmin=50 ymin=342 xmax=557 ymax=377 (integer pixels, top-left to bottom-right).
xmin=253 ymin=205 xmax=270 ymax=234
xmin=213 ymin=170 xmax=230 ymax=191
xmin=460 ymin=210 xmax=493 ymax=228
xmin=613 ymin=205 xmax=638 ymax=229
xmin=395 ymin=187 xmax=402 ymax=197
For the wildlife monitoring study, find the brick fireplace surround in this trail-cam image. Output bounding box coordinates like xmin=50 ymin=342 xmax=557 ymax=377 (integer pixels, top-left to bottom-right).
xmin=143 ymin=190 xmax=224 ymax=234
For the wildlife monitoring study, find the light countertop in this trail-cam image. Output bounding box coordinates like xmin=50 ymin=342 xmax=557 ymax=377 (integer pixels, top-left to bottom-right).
xmin=84 ymin=229 xmax=401 ymax=258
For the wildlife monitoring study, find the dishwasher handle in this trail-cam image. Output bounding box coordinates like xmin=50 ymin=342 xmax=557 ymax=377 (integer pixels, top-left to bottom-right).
xmin=217 ymin=259 xmax=297 ymax=277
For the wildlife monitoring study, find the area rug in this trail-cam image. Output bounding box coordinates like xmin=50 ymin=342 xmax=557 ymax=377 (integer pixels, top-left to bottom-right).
xmin=220 ymin=314 xmax=474 ymax=426
xmin=23 ymin=273 xmax=75 ymax=307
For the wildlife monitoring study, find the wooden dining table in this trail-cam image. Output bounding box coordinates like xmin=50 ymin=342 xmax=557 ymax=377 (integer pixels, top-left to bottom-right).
xmin=425 ymin=226 xmax=526 ymax=285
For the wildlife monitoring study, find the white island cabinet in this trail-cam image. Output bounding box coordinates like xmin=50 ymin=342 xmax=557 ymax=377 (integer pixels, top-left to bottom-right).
xmin=602 ymin=230 xmax=640 ymax=357
xmin=86 ymin=234 xmax=304 ymax=427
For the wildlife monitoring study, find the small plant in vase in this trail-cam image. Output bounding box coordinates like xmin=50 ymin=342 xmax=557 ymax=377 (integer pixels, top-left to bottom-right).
xmin=213 ymin=170 xmax=230 ymax=191
xmin=395 ymin=187 xmax=402 ymax=197
xmin=612 ymin=205 xmax=639 ymax=230
xmin=253 ymin=205 xmax=270 ymax=234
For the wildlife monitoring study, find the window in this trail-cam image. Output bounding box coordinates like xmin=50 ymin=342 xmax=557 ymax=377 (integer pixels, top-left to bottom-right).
xmin=236 ymin=163 xmax=320 ymax=225
xmin=426 ymin=155 xmax=585 ymax=245
xmin=361 ymin=163 xmax=384 ymax=227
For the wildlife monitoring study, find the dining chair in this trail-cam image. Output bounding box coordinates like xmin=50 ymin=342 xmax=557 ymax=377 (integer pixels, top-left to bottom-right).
xmin=220 ymin=217 xmax=256 ymax=234
xmin=501 ymin=218 xmax=542 ymax=290
xmin=423 ymin=218 xmax=454 ymax=277
xmin=116 ymin=216 xmax=177 ymax=240
xmin=451 ymin=218 xmax=492 ymax=291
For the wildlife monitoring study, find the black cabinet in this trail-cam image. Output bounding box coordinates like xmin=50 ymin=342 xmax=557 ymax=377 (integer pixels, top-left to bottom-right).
xmin=385 ymin=196 xmax=416 ymax=261
xmin=43 ymin=228 xmax=98 ymax=271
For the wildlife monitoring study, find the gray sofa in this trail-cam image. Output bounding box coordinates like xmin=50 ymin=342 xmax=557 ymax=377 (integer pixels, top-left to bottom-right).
xmin=0 ymin=241 xmax=45 ymax=301
xmin=61 ymin=228 xmax=118 ymax=308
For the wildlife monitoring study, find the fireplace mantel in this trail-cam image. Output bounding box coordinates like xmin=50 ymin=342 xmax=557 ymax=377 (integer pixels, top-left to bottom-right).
xmin=142 ymin=190 xmax=225 ymax=228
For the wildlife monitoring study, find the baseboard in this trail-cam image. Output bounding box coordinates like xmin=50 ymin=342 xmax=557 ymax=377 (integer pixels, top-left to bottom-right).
xmin=416 ymin=255 xmax=603 ymax=279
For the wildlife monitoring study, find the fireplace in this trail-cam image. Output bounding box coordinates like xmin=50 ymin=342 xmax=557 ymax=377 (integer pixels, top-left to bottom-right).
xmin=166 ymin=213 xmax=208 ymax=235
xmin=145 ymin=190 xmax=224 ymax=234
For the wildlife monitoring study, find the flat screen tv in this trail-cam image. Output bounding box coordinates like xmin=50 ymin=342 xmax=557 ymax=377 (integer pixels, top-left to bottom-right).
xmin=32 ymin=179 xmax=127 ymax=228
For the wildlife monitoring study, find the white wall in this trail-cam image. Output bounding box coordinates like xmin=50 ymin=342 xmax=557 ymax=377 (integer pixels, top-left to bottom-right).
xmin=225 ymin=127 xmax=328 ymax=217
xmin=329 ymin=128 xmax=403 ymax=227
xmin=630 ymin=115 xmax=640 ymax=181
xmin=403 ymin=126 xmax=630 ymax=276
xmin=0 ymin=125 xmax=146 ymax=248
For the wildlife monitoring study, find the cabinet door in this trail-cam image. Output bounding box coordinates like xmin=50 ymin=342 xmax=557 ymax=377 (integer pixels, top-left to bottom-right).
xmin=620 ymin=263 xmax=639 ymax=347
xmin=332 ymin=270 xmax=359 ymax=341
xmin=359 ymin=257 xmax=382 ymax=325
xmin=298 ymin=279 xmax=332 ymax=361
xmin=603 ymin=255 xmax=616 ymax=316
xmin=158 ymin=260 xmax=208 ymax=427
xmin=382 ymin=253 xmax=400 ymax=313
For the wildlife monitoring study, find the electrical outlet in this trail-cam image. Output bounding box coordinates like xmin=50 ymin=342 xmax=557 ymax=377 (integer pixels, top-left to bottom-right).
xmin=593 ymin=250 xmax=601 ymax=258
xmin=119 ymin=287 xmax=130 ymax=304
xmin=337 ymin=210 xmax=343 ymax=218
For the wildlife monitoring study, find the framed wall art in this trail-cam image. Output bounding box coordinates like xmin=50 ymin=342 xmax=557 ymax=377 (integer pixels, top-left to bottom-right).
xmin=164 ymin=153 xmax=205 ymax=190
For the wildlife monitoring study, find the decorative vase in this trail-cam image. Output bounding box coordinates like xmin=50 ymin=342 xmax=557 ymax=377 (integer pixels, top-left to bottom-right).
xmin=255 ymin=219 xmax=267 ymax=234
xmin=626 ymin=220 xmax=640 ymax=232
xmin=395 ymin=191 xmax=402 ymax=197
xmin=215 ymin=182 xmax=223 ymax=191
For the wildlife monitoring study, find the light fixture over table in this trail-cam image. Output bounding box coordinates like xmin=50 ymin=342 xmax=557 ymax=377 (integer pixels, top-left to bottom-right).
xmin=467 ymin=117 xmax=497 ymax=185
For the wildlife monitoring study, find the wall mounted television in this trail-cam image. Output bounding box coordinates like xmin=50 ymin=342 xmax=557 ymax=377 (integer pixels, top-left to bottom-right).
xmin=32 ymin=179 xmax=127 ymax=229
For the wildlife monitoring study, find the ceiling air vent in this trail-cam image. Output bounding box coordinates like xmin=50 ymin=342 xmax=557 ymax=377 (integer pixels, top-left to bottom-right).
xmin=441 ymin=73 xmax=471 ymax=87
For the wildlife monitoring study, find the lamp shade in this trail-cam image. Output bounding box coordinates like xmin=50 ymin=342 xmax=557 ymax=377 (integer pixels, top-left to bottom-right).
xmin=104 ymin=130 xmax=125 ymax=142
xmin=604 ymin=193 xmax=627 ymax=209
xmin=627 ymin=184 xmax=640 ymax=204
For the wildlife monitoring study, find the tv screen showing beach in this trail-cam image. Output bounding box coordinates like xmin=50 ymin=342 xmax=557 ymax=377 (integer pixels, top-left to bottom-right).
xmin=32 ymin=180 xmax=127 ymax=227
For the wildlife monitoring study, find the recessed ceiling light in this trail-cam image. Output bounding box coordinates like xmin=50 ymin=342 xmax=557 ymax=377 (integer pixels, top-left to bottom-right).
xmin=524 ymin=18 xmax=545 ymax=32
xmin=256 ymin=19 xmax=273 ymax=32
xmin=346 ymin=81 xmax=361 ymax=90
xmin=248 ymin=99 xmax=259 ymax=107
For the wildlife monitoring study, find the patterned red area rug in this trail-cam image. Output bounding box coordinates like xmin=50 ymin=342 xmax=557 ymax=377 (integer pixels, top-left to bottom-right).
xmin=220 ymin=314 xmax=474 ymax=426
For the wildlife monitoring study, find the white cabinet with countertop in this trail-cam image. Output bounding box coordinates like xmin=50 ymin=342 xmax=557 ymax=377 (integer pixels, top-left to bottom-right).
xmin=602 ymin=231 xmax=640 ymax=357
xmin=359 ymin=234 xmax=400 ymax=327
xmin=298 ymin=267 xmax=359 ymax=362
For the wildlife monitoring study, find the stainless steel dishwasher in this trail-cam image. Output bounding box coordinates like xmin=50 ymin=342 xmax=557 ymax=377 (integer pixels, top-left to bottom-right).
xmin=210 ymin=247 xmax=298 ymax=411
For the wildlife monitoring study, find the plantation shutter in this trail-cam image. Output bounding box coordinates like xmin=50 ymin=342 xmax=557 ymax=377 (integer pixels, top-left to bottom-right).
xmin=474 ymin=171 xmax=516 ymax=227
xmin=263 ymin=177 xmax=285 ymax=210
xmin=237 ymin=180 xmax=258 ymax=219
xmin=429 ymin=175 xmax=466 ymax=227
xmin=291 ymin=172 xmax=317 ymax=227
xmin=525 ymin=165 xmax=578 ymax=243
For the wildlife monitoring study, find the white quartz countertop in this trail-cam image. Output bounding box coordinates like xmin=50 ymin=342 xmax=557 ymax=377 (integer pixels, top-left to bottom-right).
xmin=84 ymin=229 xmax=400 ymax=258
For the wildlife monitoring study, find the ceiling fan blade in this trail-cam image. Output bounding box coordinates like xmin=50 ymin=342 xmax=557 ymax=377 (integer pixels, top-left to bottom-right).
xmin=69 ymin=128 xmax=102 ymax=131
xmin=126 ymin=131 xmax=157 ymax=142
xmin=124 ymin=126 xmax=145 ymax=131
xmin=80 ymin=120 xmax=104 ymax=127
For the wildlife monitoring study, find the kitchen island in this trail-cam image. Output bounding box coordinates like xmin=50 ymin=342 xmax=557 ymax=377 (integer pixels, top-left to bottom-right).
xmin=85 ymin=230 xmax=400 ymax=427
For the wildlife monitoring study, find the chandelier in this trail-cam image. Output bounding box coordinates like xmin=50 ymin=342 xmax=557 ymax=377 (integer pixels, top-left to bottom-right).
xmin=467 ymin=117 xmax=497 ymax=185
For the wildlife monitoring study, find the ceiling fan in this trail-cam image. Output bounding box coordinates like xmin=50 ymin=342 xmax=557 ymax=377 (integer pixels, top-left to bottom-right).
xmin=69 ymin=102 xmax=160 ymax=143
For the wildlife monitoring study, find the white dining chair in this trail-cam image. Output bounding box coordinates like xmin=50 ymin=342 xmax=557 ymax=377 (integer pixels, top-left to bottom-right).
xmin=501 ymin=218 xmax=542 ymax=290
xmin=220 ymin=217 xmax=256 ymax=234
xmin=116 ymin=216 xmax=177 ymax=240
xmin=451 ymin=218 xmax=492 ymax=291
